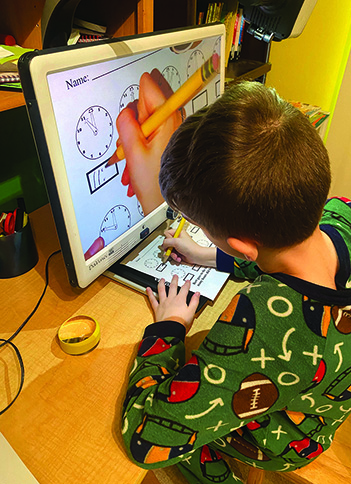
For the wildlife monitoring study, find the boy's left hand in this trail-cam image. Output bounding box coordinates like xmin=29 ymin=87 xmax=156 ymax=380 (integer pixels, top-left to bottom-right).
xmin=146 ymin=275 xmax=200 ymax=334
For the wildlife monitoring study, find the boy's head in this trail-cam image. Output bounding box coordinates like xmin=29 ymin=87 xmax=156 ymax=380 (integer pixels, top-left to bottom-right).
xmin=159 ymin=81 xmax=331 ymax=249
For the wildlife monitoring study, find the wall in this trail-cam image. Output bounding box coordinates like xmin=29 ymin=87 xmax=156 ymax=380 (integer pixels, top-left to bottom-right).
xmin=266 ymin=0 xmax=351 ymax=119
xmin=325 ymin=46 xmax=351 ymax=198
xmin=265 ymin=0 xmax=351 ymax=198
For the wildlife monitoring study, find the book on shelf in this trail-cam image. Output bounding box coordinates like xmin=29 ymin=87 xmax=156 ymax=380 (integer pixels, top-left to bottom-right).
xmin=68 ymin=28 xmax=109 ymax=45
xmin=196 ymin=1 xmax=245 ymax=66
xmin=73 ymin=17 xmax=107 ymax=34
xmin=231 ymin=7 xmax=245 ymax=61
xmin=198 ymin=2 xmax=227 ymax=24
xmin=0 ymin=44 xmax=33 ymax=70
xmin=223 ymin=10 xmax=236 ymax=66
xmin=0 ymin=44 xmax=34 ymax=91
xmin=289 ymin=101 xmax=321 ymax=117
xmin=0 ymin=60 xmax=18 ymax=72
xmin=0 ymin=82 xmax=22 ymax=92
xmin=204 ymin=2 xmax=224 ymax=23
xmin=0 ymin=72 xmax=21 ymax=84
xmin=68 ymin=18 xmax=109 ymax=45
xmin=290 ymin=101 xmax=330 ymax=138
xmin=197 ymin=11 xmax=205 ymax=24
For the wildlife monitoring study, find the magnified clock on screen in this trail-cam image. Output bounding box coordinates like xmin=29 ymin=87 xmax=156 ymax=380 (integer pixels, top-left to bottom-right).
xmin=99 ymin=204 xmax=132 ymax=245
xmin=76 ymin=105 xmax=114 ymax=160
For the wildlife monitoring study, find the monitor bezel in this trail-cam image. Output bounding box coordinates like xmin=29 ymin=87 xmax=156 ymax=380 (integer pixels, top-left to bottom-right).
xmin=19 ymin=23 xmax=225 ymax=288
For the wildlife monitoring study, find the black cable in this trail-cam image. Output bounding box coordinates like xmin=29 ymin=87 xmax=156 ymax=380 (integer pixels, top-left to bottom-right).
xmin=0 ymin=338 xmax=24 ymax=416
xmin=0 ymin=249 xmax=61 ymax=415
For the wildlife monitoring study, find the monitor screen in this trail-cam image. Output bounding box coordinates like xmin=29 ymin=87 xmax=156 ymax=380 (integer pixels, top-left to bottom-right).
xmin=19 ymin=24 xmax=225 ymax=288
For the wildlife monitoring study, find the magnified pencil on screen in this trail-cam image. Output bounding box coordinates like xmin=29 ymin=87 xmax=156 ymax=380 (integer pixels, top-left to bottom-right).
xmin=106 ymin=53 xmax=220 ymax=166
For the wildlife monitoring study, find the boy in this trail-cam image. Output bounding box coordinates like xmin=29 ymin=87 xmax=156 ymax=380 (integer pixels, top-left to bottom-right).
xmin=121 ymin=81 xmax=351 ymax=483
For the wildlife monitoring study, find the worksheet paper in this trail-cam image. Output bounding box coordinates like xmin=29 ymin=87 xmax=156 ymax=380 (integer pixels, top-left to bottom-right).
xmin=126 ymin=223 xmax=229 ymax=300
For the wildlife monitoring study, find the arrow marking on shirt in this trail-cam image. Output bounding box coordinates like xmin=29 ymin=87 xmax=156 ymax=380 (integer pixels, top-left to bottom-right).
xmin=185 ymin=398 xmax=224 ymax=419
xmin=334 ymin=342 xmax=344 ymax=372
xmin=278 ymin=328 xmax=296 ymax=361
xmin=121 ymin=417 xmax=128 ymax=434
xmin=301 ymin=392 xmax=315 ymax=408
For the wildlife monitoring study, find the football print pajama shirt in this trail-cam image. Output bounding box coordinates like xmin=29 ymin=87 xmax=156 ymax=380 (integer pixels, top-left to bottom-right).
xmin=121 ymin=197 xmax=351 ymax=483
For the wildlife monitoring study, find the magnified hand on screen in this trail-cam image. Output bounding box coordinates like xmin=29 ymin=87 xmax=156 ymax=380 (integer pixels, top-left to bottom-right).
xmin=109 ymin=69 xmax=183 ymax=216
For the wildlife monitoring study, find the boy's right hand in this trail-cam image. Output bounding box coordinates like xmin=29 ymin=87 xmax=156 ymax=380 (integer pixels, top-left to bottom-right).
xmin=162 ymin=228 xmax=217 ymax=267
xmin=146 ymin=276 xmax=200 ymax=334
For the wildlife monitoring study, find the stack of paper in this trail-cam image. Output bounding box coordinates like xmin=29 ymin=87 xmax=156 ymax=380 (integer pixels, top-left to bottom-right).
xmin=0 ymin=44 xmax=33 ymax=91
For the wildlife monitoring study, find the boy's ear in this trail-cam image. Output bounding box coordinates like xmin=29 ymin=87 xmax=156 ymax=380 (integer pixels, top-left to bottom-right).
xmin=227 ymin=237 xmax=259 ymax=262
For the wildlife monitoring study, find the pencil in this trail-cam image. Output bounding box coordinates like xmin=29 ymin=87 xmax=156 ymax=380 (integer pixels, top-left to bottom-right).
xmin=107 ymin=53 xmax=220 ymax=165
xmin=163 ymin=217 xmax=186 ymax=263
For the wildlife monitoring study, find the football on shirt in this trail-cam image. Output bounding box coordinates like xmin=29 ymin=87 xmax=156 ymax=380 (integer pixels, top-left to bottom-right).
xmin=232 ymin=373 xmax=279 ymax=419
xmin=227 ymin=431 xmax=270 ymax=461
xmin=332 ymin=306 xmax=351 ymax=334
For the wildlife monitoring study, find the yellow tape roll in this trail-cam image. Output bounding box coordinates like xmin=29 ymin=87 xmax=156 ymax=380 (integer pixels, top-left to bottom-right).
xmin=58 ymin=315 xmax=100 ymax=355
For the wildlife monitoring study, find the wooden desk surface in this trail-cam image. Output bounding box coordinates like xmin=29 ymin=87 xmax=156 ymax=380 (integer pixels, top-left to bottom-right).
xmin=0 ymin=204 xmax=245 ymax=484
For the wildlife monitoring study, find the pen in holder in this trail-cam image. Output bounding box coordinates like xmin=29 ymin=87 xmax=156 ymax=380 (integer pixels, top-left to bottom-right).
xmin=0 ymin=219 xmax=38 ymax=278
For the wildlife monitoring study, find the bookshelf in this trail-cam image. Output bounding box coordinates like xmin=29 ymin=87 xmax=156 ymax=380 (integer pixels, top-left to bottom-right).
xmin=0 ymin=0 xmax=153 ymax=112
xmin=154 ymin=0 xmax=272 ymax=85
xmin=0 ymin=1 xmax=44 ymax=111
xmin=0 ymin=0 xmax=271 ymax=112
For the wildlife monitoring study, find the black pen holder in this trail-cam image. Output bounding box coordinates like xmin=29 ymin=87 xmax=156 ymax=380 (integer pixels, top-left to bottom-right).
xmin=0 ymin=220 xmax=39 ymax=278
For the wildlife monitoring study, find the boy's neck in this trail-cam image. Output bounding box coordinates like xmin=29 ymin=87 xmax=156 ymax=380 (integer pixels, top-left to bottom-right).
xmin=256 ymin=228 xmax=339 ymax=290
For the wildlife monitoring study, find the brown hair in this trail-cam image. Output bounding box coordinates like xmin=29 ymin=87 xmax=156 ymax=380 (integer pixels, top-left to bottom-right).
xmin=159 ymin=81 xmax=331 ymax=248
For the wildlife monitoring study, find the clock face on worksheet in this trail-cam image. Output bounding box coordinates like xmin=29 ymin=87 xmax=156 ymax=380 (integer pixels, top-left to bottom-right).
xmin=76 ymin=105 xmax=113 ymax=160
